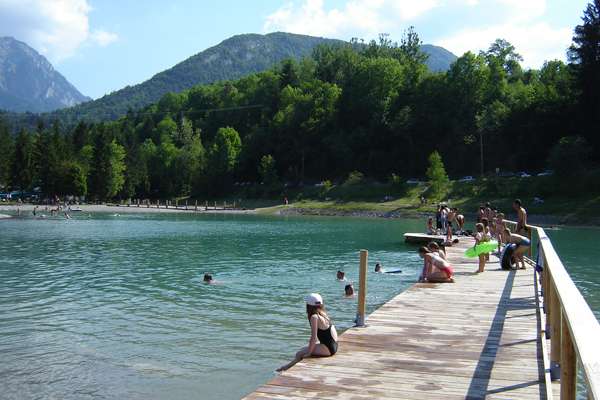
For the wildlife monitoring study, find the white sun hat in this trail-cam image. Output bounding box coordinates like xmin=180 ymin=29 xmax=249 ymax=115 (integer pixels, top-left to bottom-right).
xmin=305 ymin=293 xmax=323 ymax=306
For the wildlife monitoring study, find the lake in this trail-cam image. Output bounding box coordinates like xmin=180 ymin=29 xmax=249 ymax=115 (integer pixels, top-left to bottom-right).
xmin=0 ymin=213 xmax=598 ymax=400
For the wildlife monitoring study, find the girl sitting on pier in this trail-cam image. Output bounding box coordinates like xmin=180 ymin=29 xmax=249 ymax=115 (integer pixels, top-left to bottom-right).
xmin=418 ymin=247 xmax=454 ymax=283
xmin=277 ymin=293 xmax=338 ymax=372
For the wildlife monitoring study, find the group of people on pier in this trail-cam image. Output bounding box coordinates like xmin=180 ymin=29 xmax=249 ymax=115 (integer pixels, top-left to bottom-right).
xmin=419 ymin=198 xmax=532 ymax=282
xmin=279 ymin=198 xmax=534 ymax=373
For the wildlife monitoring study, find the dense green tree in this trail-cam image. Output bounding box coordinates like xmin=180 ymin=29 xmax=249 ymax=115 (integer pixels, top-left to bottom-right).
xmin=0 ymin=119 xmax=14 ymax=189
xmin=90 ymin=127 xmax=126 ymax=199
xmin=548 ymin=136 xmax=591 ymax=176
xmin=426 ymin=151 xmax=449 ymax=197
xmin=569 ymin=0 xmax=600 ymax=151
xmin=258 ymin=154 xmax=279 ymax=189
xmin=11 ymin=129 xmax=35 ymax=190
xmin=208 ymin=127 xmax=242 ymax=193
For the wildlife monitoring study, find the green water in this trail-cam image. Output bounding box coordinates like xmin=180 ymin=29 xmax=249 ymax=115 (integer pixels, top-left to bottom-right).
xmin=0 ymin=213 xmax=424 ymax=400
xmin=1 ymin=214 xmax=598 ymax=400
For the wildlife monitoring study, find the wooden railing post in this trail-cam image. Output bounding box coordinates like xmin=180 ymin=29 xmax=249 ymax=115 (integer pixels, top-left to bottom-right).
xmin=528 ymin=227 xmax=533 ymax=257
xmin=561 ymin=310 xmax=577 ymax=399
xmin=550 ymin=275 xmax=562 ymax=380
xmin=356 ymin=249 xmax=368 ymax=327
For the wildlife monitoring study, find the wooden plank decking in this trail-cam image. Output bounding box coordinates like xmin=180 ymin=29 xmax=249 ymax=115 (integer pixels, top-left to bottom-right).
xmin=243 ymin=237 xmax=547 ymax=400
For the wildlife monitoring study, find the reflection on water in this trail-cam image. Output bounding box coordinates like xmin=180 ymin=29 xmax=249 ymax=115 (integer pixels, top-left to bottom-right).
xmin=0 ymin=213 xmax=424 ymax=400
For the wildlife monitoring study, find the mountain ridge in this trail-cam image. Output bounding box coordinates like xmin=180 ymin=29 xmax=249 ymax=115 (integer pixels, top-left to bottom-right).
xmin=0 ymin=36 xmax=90 ymax=113
xmin=51 ymin=32 xmax=457 ymax=123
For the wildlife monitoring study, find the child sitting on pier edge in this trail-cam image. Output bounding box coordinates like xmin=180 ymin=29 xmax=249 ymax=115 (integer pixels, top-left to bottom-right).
xmin=418 ymin=247 xmax=454 ymax=283
xmin=277 ymin=293 xmax=338 ymax=372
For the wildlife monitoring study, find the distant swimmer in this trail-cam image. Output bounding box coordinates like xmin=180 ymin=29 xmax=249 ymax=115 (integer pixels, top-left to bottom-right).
xmin=277 ymin=293 xmax=338 ymax=372
xmin=344 ymin=283 xmax=355 ymax=297
xmin=336 ymin=270 xmax=346 ymax=281
xmin=374 ymin=262 xmax=402 ymax=274
xmin=203 ymin=273 xmax=214 ymax=284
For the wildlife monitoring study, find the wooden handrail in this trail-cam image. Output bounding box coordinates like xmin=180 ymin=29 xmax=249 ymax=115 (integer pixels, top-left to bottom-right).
xmin=505 ymin=219 xmax=600 ymax=399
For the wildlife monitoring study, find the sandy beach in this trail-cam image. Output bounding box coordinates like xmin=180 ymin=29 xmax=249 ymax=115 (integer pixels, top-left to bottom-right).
xmin=0 ymin=204 xmax=256 ymax=216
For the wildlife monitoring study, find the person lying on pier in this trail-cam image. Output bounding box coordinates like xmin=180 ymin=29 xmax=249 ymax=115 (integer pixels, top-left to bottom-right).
xmin=427 ymin=242 xmax=446 ymax=260
xmin=417 ymin=247 xmax=454 ymax=283
xmin=336 ymin=270 xmax=346 ymax=281
xmin=277 ymin=293 xmax=338 ymax=372
xmin=344 ymin=284 xmax=355 ymax=297
xmin=501 ymin=228 xmax=530 ymax=270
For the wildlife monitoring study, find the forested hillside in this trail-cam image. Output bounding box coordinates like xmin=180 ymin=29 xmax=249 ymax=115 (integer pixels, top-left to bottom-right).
xmin=1 ymin=3 xmax=599 ymax=202
xmin=13 ymin=32 xmax=456 ymax=126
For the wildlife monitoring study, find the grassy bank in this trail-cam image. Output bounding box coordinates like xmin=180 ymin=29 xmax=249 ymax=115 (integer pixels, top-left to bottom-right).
xmin=247 ymin=176 xmax=600 ymax=225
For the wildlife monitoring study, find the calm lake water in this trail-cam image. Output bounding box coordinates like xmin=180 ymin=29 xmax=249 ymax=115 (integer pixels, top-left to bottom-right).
xmin=1 ymin=213 xmax=598 ymax=400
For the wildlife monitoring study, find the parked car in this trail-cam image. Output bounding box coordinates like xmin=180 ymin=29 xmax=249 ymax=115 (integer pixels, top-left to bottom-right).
xmin=516 ymin=171 xmax=531 ymax=178
xmin=458 ymin=176 xmax=474 ymax=183
xmin=498 ymin=171 xmax=516 ymax=177
xmin=406 ymin=178 xmax=422 ymax=184
xmin=537 ymin=170 xmax=554 ymax=177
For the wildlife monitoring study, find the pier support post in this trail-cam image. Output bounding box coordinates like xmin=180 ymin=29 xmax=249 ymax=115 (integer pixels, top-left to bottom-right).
xmin=195 ymin=200 xmax=198 ymax=211
xmin=560 ymin=310 xmax=576 ymax=400
xmin=550 ymin=277 xmax=562 ymax=380
xmin=355 ymin=249 xmax=368 ymax=327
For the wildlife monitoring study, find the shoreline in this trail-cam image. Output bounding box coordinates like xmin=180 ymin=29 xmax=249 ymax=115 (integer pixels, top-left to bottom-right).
xmin=1 ymin=203 xmax=597 ymax=227
xmin=0 ymin=204 xmax=256 ymax=216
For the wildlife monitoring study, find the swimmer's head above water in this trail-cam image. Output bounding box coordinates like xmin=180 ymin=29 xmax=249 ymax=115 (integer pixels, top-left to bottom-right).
xmin=344 ymin=284 xmax=354 ymax=296
xmin=336 ymin=270 xmax=345 ymax=280
xmin=203 ymin=273 xmax=213 ymax=283
xmin=374 ymin=263 xmax=382 ymax=272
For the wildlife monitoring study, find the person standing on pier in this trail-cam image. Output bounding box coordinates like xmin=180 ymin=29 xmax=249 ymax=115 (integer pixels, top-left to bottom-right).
xmin=513 ymin=199 xmax=528 ymax=234
xmin=277 ymin=293 xmax=338 ymax=372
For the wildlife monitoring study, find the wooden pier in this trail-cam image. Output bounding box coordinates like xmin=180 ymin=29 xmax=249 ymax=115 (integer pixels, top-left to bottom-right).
xmin=243 ymin=227 xmax=600 ymax=400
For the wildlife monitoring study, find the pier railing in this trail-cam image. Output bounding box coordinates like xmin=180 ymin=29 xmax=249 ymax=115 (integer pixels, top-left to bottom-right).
xmin=506 ymin=220 xmax=600 ymax=400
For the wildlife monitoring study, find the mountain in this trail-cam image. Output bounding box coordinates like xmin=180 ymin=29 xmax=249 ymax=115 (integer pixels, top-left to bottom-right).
xmin=51 ymin=32 xmax=457 ymax=123
xmin=0 ymin=37 xmax=90 ymax=113
xmin=421 ymin=44 xmax=458 ymax=72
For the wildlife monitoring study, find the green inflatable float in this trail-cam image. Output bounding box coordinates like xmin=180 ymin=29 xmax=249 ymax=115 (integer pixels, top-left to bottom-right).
xmin=464 ymin=241 xmax=498 ymax=258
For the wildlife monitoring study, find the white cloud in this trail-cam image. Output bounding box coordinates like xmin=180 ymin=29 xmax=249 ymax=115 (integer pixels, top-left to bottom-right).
xmin=434 ymin=0 xmax=572 ymax=68
xmin=90 ymin=29 xmax=118 ymax=47
xmin=263 ymin=0 xmax=442 ymax=38
xmin=0 ymin=0 xmax=118 ymax=62
xmin=436 ymin=22 xmax=571 ymax=67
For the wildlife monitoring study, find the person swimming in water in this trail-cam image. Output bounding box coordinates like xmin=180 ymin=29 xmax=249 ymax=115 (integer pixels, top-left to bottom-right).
xmin=418 ymin=247 xmax=454 ymax=283
xmin=344 ymin=284 xmax=355 ymax=297
xmin=336 ymin=270 xmax=345 ymax=281
xmin=203 ymin=273 xmax=214 ymax=284
xmin=374 ymin=263 xmax=382 ymax=273
xmin=277 ymin=293 xmax=338 ymax=372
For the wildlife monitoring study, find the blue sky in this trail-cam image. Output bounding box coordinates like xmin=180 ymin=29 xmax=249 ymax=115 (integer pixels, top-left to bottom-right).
xmin=0 ymin=0 xmax=589 ymax=99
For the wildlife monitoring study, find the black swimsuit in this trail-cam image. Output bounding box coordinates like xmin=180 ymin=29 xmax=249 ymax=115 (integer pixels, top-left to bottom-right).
xmin=317 ymin=324 xmax=338 ymax=355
